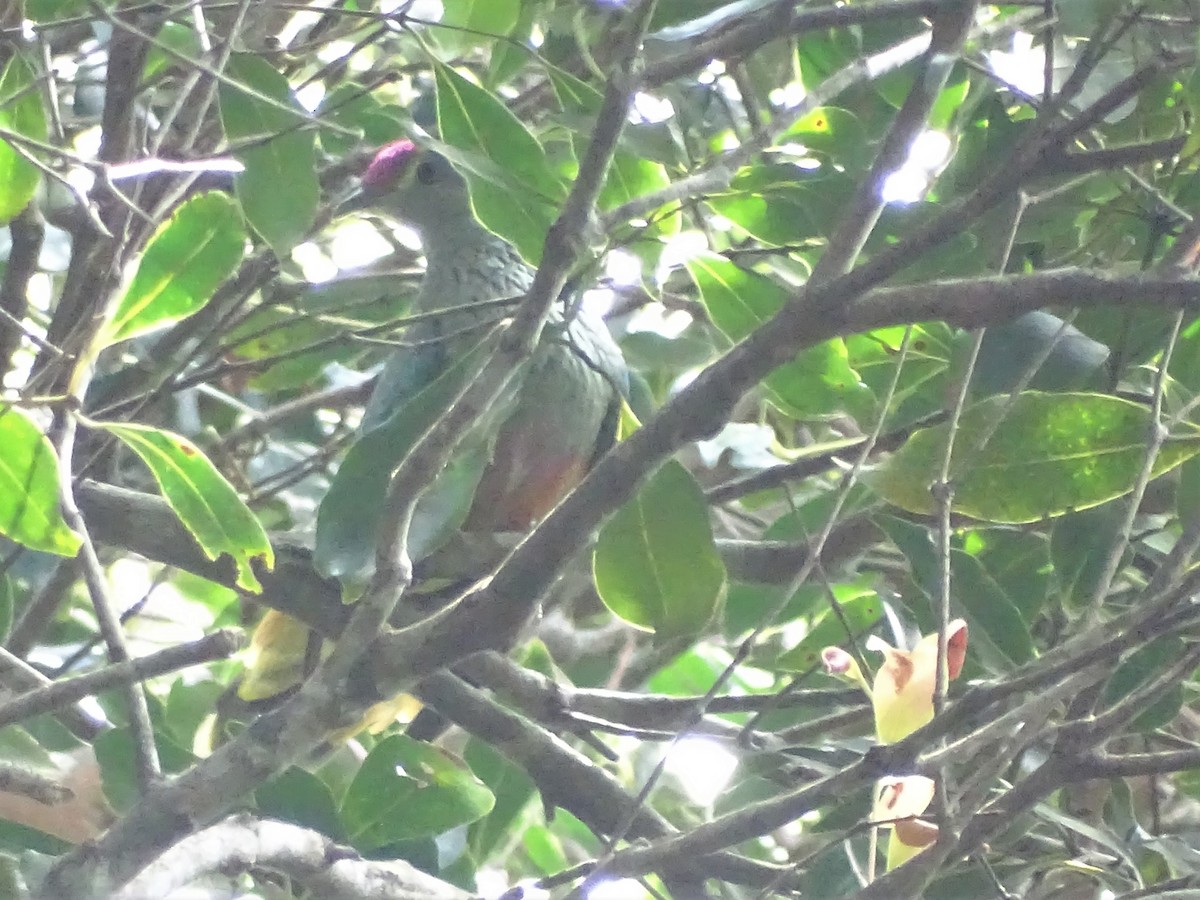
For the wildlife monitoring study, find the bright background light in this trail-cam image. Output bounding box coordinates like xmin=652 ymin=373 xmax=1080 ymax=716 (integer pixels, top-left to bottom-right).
xmin=587 ymin=878 xmax=653 ymax=900
xmin=881 ymin=130 xmax=952 ymax=204
xmin=664 ymin=736 xmax=739 ymax=807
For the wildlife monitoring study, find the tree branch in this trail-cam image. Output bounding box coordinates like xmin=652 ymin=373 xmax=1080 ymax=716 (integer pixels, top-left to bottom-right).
xmin=641 ymin=0 xmax=947 ymax=88
xmin=0 ymin=629 xmax=242 ymax=730
xmin=112 ymin=814 xmax=473 ymax=900
xmin=415 ymin=672 xmax=790 ymax=890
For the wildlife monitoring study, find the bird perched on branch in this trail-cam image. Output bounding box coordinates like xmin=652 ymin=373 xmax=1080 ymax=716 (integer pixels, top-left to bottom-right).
xmin=350 ymin=140 xmax=627 ymax=534
xmin=232 ymin=140 xmax=628 ymax=721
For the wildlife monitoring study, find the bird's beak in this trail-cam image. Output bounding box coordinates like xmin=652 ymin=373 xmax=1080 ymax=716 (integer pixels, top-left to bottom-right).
xmin=333 ymin=185 xmax=374 ymax=217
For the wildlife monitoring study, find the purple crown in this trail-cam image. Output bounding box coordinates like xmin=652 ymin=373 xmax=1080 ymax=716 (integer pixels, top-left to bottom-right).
xmin=362 ymin=139 xmax=417 ymax=188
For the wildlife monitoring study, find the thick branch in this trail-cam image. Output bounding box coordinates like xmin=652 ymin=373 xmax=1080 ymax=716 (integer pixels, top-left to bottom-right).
xmin=113 ymin=814 xmax=471 ymax=900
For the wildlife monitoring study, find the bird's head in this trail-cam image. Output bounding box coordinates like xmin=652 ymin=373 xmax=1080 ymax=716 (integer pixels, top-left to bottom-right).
xmin=340 ymin=139 xmax=475 ymax=241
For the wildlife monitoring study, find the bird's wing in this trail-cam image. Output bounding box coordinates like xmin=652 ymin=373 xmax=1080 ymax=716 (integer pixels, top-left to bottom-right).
xmin=463 ymin=307 xmax=628 ymax=532
xmin=359 ymin=320 xmax=447 ymax=433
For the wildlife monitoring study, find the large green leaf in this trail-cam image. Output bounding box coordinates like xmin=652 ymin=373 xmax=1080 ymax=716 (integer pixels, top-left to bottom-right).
xmin=964 ymin=528 xmax=1051 ymax=624
xmin=96 ymin=422 xmax=272 ymax=591
xmin=872 ymin=393 xmax=1200 ymax=523
xmin=593 ymin=460 xmax=726 ymax=639
xmin=96 ymin=192 xmax=245 ymax=348
xmin=0 ymin=54 xmax=48 ymax=224
xmin=219 ymin=54 xmax=318 ymax=254
xmin=0 ymin=407 xmax=80 ymax=556
xmin=845 ymin=323 xmax=952 ymax=422
xmin=710 ymin=165 xmax=856 ymax=246
xmin=340 ymin=734 xmax=494 ymax=849
xmin=434 ymin=60 xmax=565 ymax=262
xmin=782 ymin=106 xmax=868 ymax=167
xmin=315 ymin=337 xmax=521 ymax=583
xmin=686 ymin=253 xmax=872 ymax=420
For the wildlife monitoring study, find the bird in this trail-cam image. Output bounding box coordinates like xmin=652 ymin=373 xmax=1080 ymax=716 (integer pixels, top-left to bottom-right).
xmin=349 ymin=140 xmax=628 ymax=535
xmin=230 ymin=140 xmax=628 ymax=725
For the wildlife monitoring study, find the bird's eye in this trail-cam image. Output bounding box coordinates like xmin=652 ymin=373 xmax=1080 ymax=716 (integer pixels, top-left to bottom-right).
xmin=416 ymin=161 xmax=438 ymax=184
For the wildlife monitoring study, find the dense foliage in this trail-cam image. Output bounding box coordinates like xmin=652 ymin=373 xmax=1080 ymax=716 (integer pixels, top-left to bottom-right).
xmin=1 ymin=1 xmax=1200 ymax=897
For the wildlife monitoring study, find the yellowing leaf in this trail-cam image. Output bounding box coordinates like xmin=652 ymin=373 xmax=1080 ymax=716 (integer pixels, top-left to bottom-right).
xmin=96 ymin=422 xmax=272 ymax=590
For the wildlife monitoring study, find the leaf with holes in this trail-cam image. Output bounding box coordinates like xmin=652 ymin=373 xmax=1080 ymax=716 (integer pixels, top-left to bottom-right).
xmin=594 ymin=460 xmax=726 ymax=639
xmin=96 ymin=192 xmax=245 ymax=349
xmin=95 ymin=422 xmax=272 ymax=591
xmin=340 ymin=734 xmax=494 ymax=849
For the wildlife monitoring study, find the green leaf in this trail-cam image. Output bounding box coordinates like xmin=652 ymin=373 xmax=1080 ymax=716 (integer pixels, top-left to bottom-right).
xmin=164 ymin=680 xmax=226 ymax=750
xmin=0 ymin=407 xmax=80 ymax=556
xmin=782 ymin=106 xmax=868 ymax=167
xmin=257 ymin=767 xmax=345 ymax=841
xmin=95 ymin=422 xmax=273 ymax=591
xmin=965 ymin=529 xmax=1051 ymax=624
xmin=96 ymin=192 xmax=245 ymax=348
xmin=1050 ymin=504 xmax=1126 ymax=611
xmin=686 ymin=253 xmax=872 ymax=419
xmin=593 ymin=460 xmax=726 ymax=639
xmin=547 ymin=67 xmax=676 ymax=231
xmin=875 ymin=514 xmax=1033 ymax=670
xmin=929 ymin=75 xmax=970 ymax=131
xmin=317 ymin=86 xmax=405 ymax=157
xmin=25 ymin=0 xmax=89 ymax=19
xmin=845 ymin=323 xmax=952 ymax=421
xmin=773 ymin=593 xmax=884 ymax=672
xmin=143 ymin=22 xmax=203 ymax=82
xmin=315 ymin=337 xmax=519 ymax=583
xmin=0 ymin=54 xmax=48 ymax=225
xmin=95 ymin=727 xmax=195 ymax=814
xmin=1102 ymin=637 xmax=1185 ymax=732
xmin=944 ymin=548 xmax=1034 ymax=664
xmin=434 ymin=60 xmax=565 ymax=262
xmin=466 ymin=738 xmax=535 ymax=863
xmin=871 ymin=392 xmax=1200 ymax=523
xmin=522 ymin=824 xmax=570 ymax=875
xmin=961 ymin=311 xmax=1109 ymax=396
xmin=219 ymin=54 xmax=318 ymax=254
xmin=712 ymin=165 xmax=856 ymax=245
xmin=340 ymin=734 xmax=494 ymax=849
xmin=440 ymin=0 xmax=521 ymax=46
